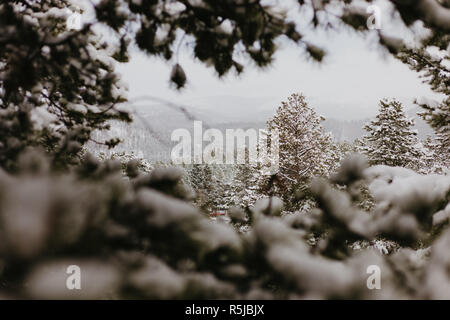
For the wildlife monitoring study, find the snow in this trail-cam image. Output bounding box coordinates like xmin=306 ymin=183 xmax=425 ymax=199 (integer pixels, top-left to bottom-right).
xmin=155 ymin=24 xmax=171 ymax=45
xmin=252 ymin=197 xmax=283 ymax=216
xmin=441 ymin=59 xmax=450 ymax=71
xmin=216 ymin=19 xmax=233 ymax=35
xmin=433 ymin=202 xmax=450 ymax=226
xmin=426 ymin=46 xmax=448 ymax=61
xmin=415 ymin=96 xmax=440 ymax=108
xmin=67 ymin=103 xmax=87 ymax=113
xmin=30 ymin=106 xmax=58 ymax=130
xmin=164 ymin=2 xmax=186 ymax=15
xmin=136 ymin=188 xmax=198 ymax=227
xmin=136 ymin=188 xmax=241 ymax=252
xmin=366 ymin=165 xmax=450 ymax=207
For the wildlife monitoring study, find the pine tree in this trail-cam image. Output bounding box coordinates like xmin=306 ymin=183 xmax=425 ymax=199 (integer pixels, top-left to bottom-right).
xmin=323 ymin=138 xmax=356 ymax=176
xmin=185 ymin=164 xmax=229 ymax=212
xmin=360 ymin=99 xmax=424 ymax=170
xmin=419 ymin=100 xmax=450 ymax=170
xmin=397 ymin=32 xmax=449 ymax=171
xmin=422 ymin=136 xmax=449 ymax=174
xmin=265 ymin=93 xmax=333 ymax=208
xmin=186 ymin=164 xmax=213 ymax=212
xmin=208 ymin=164 xmax=228 ymax=210
xmin=231 ymin=163 xmax=261 ymax=209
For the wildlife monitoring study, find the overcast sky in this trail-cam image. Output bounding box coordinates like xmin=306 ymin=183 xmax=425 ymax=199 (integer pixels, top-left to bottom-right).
xmin=114 ymin=1 xmax=443 ymax=121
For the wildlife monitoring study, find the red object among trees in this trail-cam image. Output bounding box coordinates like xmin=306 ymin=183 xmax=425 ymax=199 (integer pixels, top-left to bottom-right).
xmin=210 ymin=208 xmax=227 ymax=217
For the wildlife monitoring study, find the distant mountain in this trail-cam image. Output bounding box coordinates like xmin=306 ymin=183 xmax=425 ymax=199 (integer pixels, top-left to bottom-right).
xmin=181 ymin=95 xmax=279 ymax=124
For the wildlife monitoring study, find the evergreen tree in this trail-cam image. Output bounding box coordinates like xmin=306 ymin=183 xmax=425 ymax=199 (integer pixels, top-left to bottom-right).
xmin=419 ymin=101 xmax=450 ymax=170
xmin=0 ymin=0 xmax=132 ymax=170
xmin=231 ymin=163 xmax=261 ymax=209
xmin=185 ymin=164 xmax=229 ymax=212
xmin=186 ymin=164 xmax=214 ymax=212
xmin=208 ymin=164 xmax=228 ymax=210
xmin=397 ymin=32 xmax=449 ymax=170
xmin=360 ymin=99 xmax=424 ymax=170
xmin=323 ymin=139 xmax=356 ymax=176
xmin=422 ymin=135 xmax=449 ymax=174
xmin=265 ymin=93 xmax=333 ymax=208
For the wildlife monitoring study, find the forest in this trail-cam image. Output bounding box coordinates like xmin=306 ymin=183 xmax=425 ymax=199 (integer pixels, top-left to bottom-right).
xmin=0 ymin=0 xmax=449 ymax=300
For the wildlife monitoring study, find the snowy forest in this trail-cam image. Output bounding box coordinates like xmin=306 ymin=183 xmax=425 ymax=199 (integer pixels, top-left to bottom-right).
xmin=0 ymin=0 xmax=449 ymax=300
